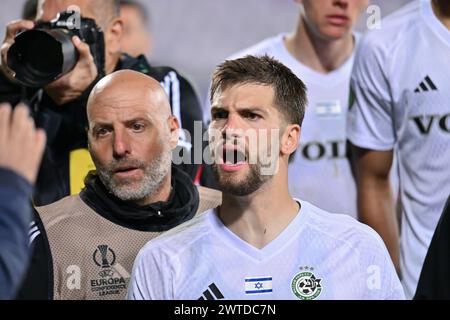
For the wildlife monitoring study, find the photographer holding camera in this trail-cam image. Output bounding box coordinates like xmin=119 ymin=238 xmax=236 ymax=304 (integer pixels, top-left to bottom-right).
xmin=0 ymin=0 xmax=211 ymax=207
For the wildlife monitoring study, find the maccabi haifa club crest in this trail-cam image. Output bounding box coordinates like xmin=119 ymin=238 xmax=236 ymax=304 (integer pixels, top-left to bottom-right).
xmin=291 ymin=266 xmax=322 ymax=300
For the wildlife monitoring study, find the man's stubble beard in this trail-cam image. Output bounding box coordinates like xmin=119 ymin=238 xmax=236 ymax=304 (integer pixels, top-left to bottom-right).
xmin=92 ymin=147 xmax=172 ymax=203
xmin=212 ymin=161 xmax=271 ymax=197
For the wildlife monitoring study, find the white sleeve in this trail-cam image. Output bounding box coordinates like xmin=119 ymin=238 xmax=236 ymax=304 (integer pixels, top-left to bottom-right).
xmin=360 ymin=228 xmax=405 ymax=300
xmin=126 ymin=247 xmax=174 ymax=300
xmin=347 ymin=34 xmax=396 ymax=151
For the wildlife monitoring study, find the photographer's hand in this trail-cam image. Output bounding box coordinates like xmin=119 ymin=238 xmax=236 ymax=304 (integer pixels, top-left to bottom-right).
xmin=0 ymin=103 xmax=46 ymax=184
xmin=44 ymin=36 xmax=98 ymax=106
xmin=0 ymin=20 xmax=35 ymax=83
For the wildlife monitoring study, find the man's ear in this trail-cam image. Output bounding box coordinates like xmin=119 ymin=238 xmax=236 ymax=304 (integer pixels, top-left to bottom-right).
xmin=105 ymin=17 xmax=124 ymax=55
xmin=280 ymin=124 xmax=301 ymax=157
xmin=168 ymin=115 xmax=180 ymax=150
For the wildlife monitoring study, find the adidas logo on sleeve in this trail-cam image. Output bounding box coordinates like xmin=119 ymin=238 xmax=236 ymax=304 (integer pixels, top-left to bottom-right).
xmin=414 ymin=75 xmax=438 ymax=92
xmin=197 ymin=283 xmax=225 ymax=300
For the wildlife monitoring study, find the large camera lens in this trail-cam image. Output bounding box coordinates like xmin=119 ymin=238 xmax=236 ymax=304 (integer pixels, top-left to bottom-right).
xmin=8 ymin=28 xmax=79 ymax=87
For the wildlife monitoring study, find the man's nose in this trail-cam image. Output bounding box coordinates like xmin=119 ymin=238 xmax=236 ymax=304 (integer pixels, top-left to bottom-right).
xmin=221 ymin=113 xmax=246 ymax=142
xmin=333 ymin=0 xmax=349 ymax=10
xmin=223 ymin=112 xmax=244 ymax=132
xmin=112 ymin=129 xmax=131 ymax=158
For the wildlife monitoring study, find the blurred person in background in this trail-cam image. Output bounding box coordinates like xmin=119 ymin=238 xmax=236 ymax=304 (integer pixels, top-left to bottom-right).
xmin=119 ymin=0 xmax=152 ymax=58
xmin=0 ymin=103 xmax=46 ymax=299
xmin=347 ymin=0 xmax=450 ymax=298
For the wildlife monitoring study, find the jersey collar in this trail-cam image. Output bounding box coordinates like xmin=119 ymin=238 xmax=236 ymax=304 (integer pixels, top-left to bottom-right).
xmin=207 ymin=199 xmax=308 ymax=262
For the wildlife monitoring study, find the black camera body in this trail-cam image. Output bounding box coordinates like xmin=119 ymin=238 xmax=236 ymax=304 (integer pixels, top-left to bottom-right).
xmin=8 ymin=10 xmax=105 ymax=87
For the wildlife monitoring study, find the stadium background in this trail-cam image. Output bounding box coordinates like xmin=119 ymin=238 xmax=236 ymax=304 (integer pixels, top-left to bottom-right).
xmin=0 ymin=0 xmax=410 ymax=106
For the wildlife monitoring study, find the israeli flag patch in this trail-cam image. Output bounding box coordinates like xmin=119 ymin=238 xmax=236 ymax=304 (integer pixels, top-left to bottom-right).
xmin=315 ymin=100 xmax=342 ymax=117
xmin=244 ymin=276 xmax=273 ymax=295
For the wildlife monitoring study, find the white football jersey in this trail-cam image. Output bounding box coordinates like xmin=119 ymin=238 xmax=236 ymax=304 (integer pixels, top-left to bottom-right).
xmin=128 ymin=200 xmax=404 ymax=300
xmin=204 ymin=33 xmax=359 ymax=218
xmin=347 ymin=0 xmax=450 ymax=298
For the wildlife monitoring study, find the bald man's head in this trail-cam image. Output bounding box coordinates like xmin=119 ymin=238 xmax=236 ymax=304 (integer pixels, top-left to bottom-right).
xmin=87 ymin=70 xmax=179 ymax=206
xmin=87 ymin=70 xmax=172 ymax=126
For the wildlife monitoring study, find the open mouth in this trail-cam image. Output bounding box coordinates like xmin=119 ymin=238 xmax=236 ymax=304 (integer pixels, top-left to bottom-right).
xmin=223 ymin=147 xmax=246 ymax=165
xmin=218 ymin=146 xmax=248 ymax=172
xmin=113 ymin=166 xmax=141 ymax=177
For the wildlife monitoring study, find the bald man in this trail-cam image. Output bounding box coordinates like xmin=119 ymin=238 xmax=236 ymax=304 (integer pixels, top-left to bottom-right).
xmin=16 ymin=70 xmax=221 ymax=300
xmin=0 ymin=0 xmax=210 ymax=207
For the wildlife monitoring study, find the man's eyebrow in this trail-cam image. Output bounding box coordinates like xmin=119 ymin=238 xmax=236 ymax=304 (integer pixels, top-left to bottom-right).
xmin=91 ymin=117 xmax=151 ymax=127
xmin=211 ymin=105 xmax=269 ymax=115
xmin=211 ymin=106 xmax=227 ymax=112
xmin=236 ymin=106 xmax=269 ymax=116
xmin=123 ymin=117 xmax=151 ymax=125
xmin=91 ymin=122 xmax=113 ymax=130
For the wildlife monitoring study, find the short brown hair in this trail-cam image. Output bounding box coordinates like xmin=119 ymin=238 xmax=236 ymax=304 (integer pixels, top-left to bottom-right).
xmin=210 ymin=55 xmax=307 ymax=126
